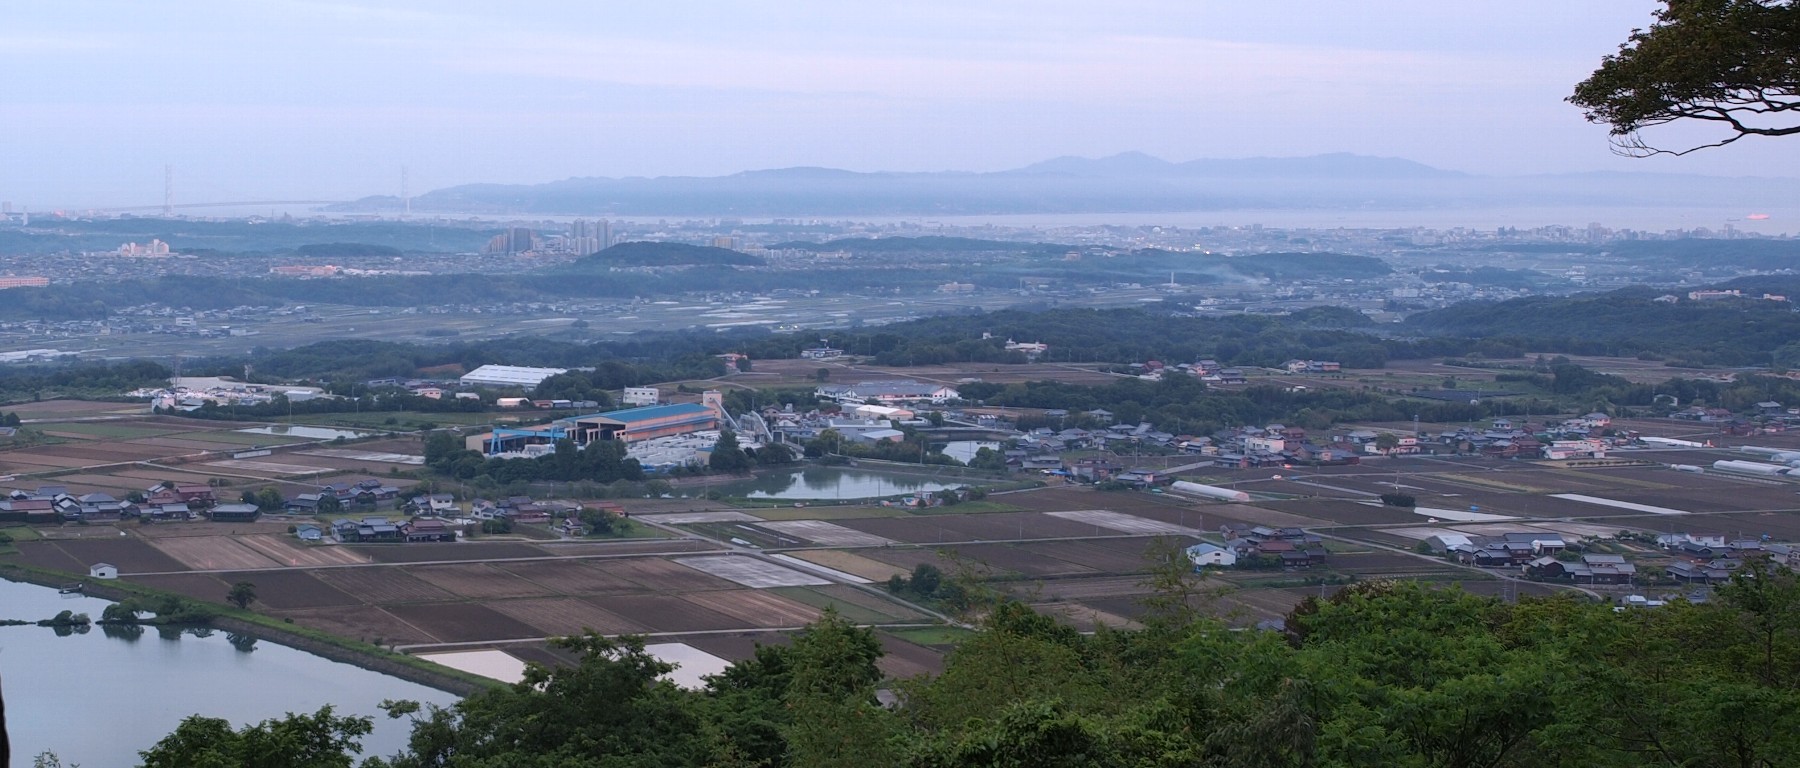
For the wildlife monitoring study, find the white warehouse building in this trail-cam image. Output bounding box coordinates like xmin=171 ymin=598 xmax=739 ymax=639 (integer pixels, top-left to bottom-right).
xmin=460 ymin=365 xmax=569 ymax=389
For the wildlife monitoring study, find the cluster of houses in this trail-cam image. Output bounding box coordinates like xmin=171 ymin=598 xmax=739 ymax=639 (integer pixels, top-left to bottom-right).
xmin=314 ymin=516 xmax=460 ymax=543
xmin=282 ymin=479 xmax=408 ymax=514
xmin=1672 ymin=400 xmax=1800 ymax=437
xmin=1280 ymin=359 xmax=1343 ymax=374
xmin=1426 ymin=529 xmax=1800 ymax=587
xmin=292 ymin=496 xmax=620 ymax=543
xmin=1655 ymin=532 xmax=1799 ymax=584
xmin=1129 ymin=359 xmax=1249 ymax=384
xmin=1186 ymin=525 xmax=1331 ymax=570
xmin=1006 ymin=421 xmax=1363 ymax=475
xmin=1425 ymin=415 xmax=1623 ymax=460
xmin=0 ymin=482 xmax=220 ymax=524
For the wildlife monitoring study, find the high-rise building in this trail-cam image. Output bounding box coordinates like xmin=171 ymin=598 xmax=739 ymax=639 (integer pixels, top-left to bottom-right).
xmin=485 ymin=228 xmax=540 ymax=255
xmin=567 ymin=220 xmax=604 ymax=255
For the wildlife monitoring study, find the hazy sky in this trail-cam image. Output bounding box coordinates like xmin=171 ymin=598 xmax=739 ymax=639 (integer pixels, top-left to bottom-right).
xmin=5 ymin=1 xmax=1794 ymax=207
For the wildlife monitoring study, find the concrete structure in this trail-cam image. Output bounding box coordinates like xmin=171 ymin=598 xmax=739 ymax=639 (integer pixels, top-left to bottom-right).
xmin=459 ymin=365 xmax=569 ymax=389
xmin=622 ymin=386 xmax=660 ymax=406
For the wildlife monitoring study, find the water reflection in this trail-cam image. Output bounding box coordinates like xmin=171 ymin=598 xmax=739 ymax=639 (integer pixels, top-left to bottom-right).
xmin=228 ymin=632 xmax=259 ymax=653
xmin=101 ymin=623 xmax=144 ymax=642
xmin=713 ymin=467 xmax=965 ymax=500
xmin=1 ymin=579 xmax=457 ymax=766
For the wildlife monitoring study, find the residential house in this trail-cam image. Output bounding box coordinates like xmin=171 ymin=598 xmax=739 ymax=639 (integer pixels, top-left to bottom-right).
xmin=333 ymin=517 xmax=403 ymax=543
xmin=1559 ymin=553 xmax=1637 ymax=584
xmin=1667 ymin=559 xmax=1739 ymax=584
xmin=404 ymin=517 xmax=456 ymax=543
xmin=285 ymin=494 xmax=324 ymax=514
xmin=169 ymin=483 xmax=217 ymax=508
xmin=209 ymin=503 xmax=262 ymax=523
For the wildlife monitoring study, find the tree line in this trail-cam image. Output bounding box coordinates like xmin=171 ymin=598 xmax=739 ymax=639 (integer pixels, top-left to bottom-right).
xmin=127 ymin=561 xmax=1800 ymax=767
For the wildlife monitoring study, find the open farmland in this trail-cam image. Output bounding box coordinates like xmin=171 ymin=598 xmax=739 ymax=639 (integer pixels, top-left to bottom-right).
xmin=493 ymin=560 xmax=653 ymax=594
xmin=836 ymin=510 xmax=1109 ymax=543
xmin=217 ymin=569 xmax=360 ymax=609
xmin=409 ymin=563 xmax=558 ymax=599
xmin=679 ymin=590 xmax=823 ymax=628
xmin=490 ymin=597 xmax=650 ymax=636
xmin=587 ymin=594 xmax=748 ymax=633
xmin=386 ymin=603 xmax=543 ymax=643
xmin=148 ymin=536 xmax=285 ymax=571
xmin=311 ymin=567 xmax=457 ymax=604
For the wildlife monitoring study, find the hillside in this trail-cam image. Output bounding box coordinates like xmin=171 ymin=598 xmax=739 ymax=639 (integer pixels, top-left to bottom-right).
xmin=331 ymin=153 xmax=1800 ymax=216
xmin=571 ymin=241 xmax=765 ymax=267
xmin=1403 ymin=287 xmax=1800 ymax=365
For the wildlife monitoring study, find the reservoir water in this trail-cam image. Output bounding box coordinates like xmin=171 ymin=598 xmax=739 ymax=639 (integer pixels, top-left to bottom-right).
xmin=716 ymin=467 xmax=966 ymax=500
xmin=237 ymin=425 xmax=374 ymax=440
xmin=0 ymin=579 xmax=458 ymax=766
xmin=940 ymin=441 xmax=1001 ymax=465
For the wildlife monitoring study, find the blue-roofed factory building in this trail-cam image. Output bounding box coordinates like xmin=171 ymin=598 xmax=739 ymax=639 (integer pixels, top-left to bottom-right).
xmin=472 ymin=391 xmax=726 ymax=456
xmin=564 ymin=402 xmax=721 ymax=445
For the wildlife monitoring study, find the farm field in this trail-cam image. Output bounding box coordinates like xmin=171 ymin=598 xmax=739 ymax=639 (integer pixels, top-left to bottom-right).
xmin=12 ymin=415 xmax=1799 ymax=684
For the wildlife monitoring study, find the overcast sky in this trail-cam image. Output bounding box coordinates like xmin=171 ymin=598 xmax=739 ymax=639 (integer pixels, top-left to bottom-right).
xmin=4 ymin=1 xmax=1792 ymax=207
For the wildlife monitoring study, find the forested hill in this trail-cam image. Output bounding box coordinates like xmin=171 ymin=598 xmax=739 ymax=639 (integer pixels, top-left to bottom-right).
xmin=1609 ymin=238 xmax=1800 ymax=271
xmin=1403 ymin=287 xmax=1800 ymax=365
xmin=770 ymin=236 xmax=1074 ymax=255
xmin=568 ymin=241 xmax=765 ymax=267
xmin=1225 ymin=252 xmax=1392 ymax=280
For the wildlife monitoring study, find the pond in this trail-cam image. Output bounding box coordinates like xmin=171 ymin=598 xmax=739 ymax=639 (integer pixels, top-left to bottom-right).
xmin=236 ymin=425 xmax=374 ymax=440
xmin=0 ymin=579 xmax=458 ymax=766
xmin=712 ymin=467 xmax=968 ymax=500
xmin=940 ymin=440 xmax=1001 ymax=465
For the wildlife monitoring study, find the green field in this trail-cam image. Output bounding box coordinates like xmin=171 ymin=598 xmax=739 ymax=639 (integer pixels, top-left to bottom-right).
xmin=189 ymin=430 xmax=315 ymax=446
xmin=906 ymin=500 xmax=1024 ymax=516
xmin=886 ymin=626 xmax=977 ymax=646
xmin=35 ymin=422 xmax=186 ymax=439
xmin=290 ymin=411 xmax=506 ymax=428
xmin=745 ymin=505 xmax=913 ymax=521
xmin=771 ymin=586 xmax=913 ymax=624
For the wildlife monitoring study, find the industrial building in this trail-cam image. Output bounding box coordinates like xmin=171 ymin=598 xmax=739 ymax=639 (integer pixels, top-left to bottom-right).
xmin=564 ymin=402 xmax=721 ymax=445
xmin=474 ymin=391 xmax=726 ymax=455
xmin=460 ymin=365 xmax=569 ymax=389
xmin=816 ymin=380 xmax=960 ymax=404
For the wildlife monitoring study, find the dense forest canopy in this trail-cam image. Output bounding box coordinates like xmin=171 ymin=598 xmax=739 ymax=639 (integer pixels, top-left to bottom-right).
xmin=127 ymin=565 xmax=1800 ymax=768
xmin=1403 ymin=287 xmax=1800 ymax=366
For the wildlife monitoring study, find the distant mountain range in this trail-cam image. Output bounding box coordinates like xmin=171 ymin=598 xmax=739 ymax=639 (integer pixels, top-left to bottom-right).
xmin=334 ymin=153 xmax=1800 ymax=217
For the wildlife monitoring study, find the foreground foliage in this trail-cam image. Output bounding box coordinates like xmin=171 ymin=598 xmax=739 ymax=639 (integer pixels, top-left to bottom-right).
xmin=133 ymin=561 xmax=1800 ymax=767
